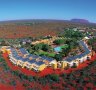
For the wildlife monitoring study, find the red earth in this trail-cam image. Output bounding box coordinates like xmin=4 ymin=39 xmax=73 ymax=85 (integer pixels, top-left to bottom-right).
xmin=1 ymin=22 xmax=95 ymax=39
xmin=1 ymin=52 xmax=96 ymax=90
xmin=0 ymin=83 xmax=25 ymax=90
xmin=2 ymin=53 xmax=96 ymax=77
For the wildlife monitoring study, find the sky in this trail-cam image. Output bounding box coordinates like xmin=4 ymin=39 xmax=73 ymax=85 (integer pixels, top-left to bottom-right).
xmin=0 ymin=0 xmax=96 ymax=22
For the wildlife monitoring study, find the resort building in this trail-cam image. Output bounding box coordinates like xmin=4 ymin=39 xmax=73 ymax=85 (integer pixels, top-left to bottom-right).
xmin=0 ymin=46 xmax=11 ymax=54
xmin=0 ymin=38 xmax=92 ymax=72
xmin=4 ymin=47 xmax=56 ymax=72
xmin=61 ymin=40 xmax=91 ymax=68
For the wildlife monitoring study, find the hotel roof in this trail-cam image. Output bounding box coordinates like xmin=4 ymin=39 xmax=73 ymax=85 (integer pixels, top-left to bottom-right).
xmin=20 ymin=58 xmax=29 ymax=62
xmin=13 ymin=55 xmax=23 ymax=60
xmin=11 ymin=51 xmax=18 ymax=55
xmin=41 ymin=56 xmax=54 ymax=61
xmin=27 ymin=59 xmax=36 ymax=64
xmin=27 ymin=54 xmax=40 ymax=59
xmin=19 ymin=48 xmax=28 ymax=54
xmin=35 ymin=61 xmax=45 ymax=66
xmin=65 ymin=41 xmax=90 ymax=62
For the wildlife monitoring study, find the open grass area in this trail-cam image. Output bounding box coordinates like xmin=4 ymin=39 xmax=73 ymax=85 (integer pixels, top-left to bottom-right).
xmin=36 ymin=50 xmax=56 ymax=57
xmin=34 ymin=44 xmax=69 ymax=57
xmin=61 ymin=44 xmax=68 ymax=49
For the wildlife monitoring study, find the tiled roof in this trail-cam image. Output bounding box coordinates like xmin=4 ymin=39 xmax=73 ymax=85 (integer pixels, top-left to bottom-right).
xmin=19 ymin=48 xmax=28 ymax=54
xmin=27 ymin=59 xmax=36 ymax=64
xmin=27 ymin=54 xmax=40 ymax=59
xmin=20 ymin=58 xmax=29 ymax=62
xmin=41 ymin=56 xmax=54 ymax=61
xmin=35 ymin=61 xmax=45 ymax=65
xmin=13 ymin=55 xmax=22 ymax=60
xmin=65 ymin=41 xmax=90 ymax=62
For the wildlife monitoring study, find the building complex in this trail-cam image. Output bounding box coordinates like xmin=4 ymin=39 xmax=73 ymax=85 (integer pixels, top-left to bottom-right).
xmin=1 ymin=46 xmax=57 ymax=72
xmin=0 ymin=38 xmax=92 ymax=72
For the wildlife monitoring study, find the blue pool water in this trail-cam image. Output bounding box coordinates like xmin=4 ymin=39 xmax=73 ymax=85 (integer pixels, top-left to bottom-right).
xmin=54 ymin=46 xmax=62 ymax=52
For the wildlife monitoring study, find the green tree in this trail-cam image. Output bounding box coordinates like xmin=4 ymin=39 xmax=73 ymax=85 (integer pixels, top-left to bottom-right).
xmin=54 ymin=54 xmax=62 ymax=61
xmin=71 ymin=63 xmax=77 ymax=68
xmin=33 ymin=43 xmax=42 ymax=51
xmin=53 ymin=39 xmax=65 ymax=45
xmin=62 ymin=29 xmax=84 ymax=40
xmin=50 ymin=74 xmax=59 ymax=82
xmin=42 ymin=44 xmax=50 ymax=51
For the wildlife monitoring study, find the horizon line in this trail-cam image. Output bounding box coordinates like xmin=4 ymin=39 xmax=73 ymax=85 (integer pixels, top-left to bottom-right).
xmin=0 ymin=18 xmax=95 ymax=24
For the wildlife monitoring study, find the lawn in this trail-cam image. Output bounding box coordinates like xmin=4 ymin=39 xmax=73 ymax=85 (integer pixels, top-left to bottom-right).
xmin=37 ymin=50 xmax=55 ymax=57
xmin=61 ymin=44 xmax=68 ymax=49
xmin=34 ymin=44 xmax=69 ymax=57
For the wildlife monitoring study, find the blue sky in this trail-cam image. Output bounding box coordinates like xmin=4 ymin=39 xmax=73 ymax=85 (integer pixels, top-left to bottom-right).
xmin=0 ymin=0 xmax=96 ymax=22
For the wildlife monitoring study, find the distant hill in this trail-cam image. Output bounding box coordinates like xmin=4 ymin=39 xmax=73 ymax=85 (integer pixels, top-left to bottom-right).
xmin=0 ymin=19 xmax=92 ymax=24
xmin=70 ymin=19 xmax=89 ymax=23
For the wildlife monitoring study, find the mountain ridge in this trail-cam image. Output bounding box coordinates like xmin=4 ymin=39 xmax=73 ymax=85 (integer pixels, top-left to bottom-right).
xmin=0 ymin=19 xmax=95 ymax=24
xmin=70 ymin=19 xmax=90 ymax=23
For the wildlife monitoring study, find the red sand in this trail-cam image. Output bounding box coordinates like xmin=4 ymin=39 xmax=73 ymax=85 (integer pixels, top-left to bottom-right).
xmin=0 ymin=83 xmax=25 ymax=90
xmin=2 ymin=53 xmax=37 ymax=76
xmin=1 ymin=52 xmax=95 ymax=90
xmin=2 ymin=53 xmax=96 ymax=77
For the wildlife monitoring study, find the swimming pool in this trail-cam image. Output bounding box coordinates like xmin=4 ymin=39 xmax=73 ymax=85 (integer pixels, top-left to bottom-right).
xmin=54 ymin=44 xmax=68 ymax=52
xmin=54 ymin=46 xmax=62 ymax=52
